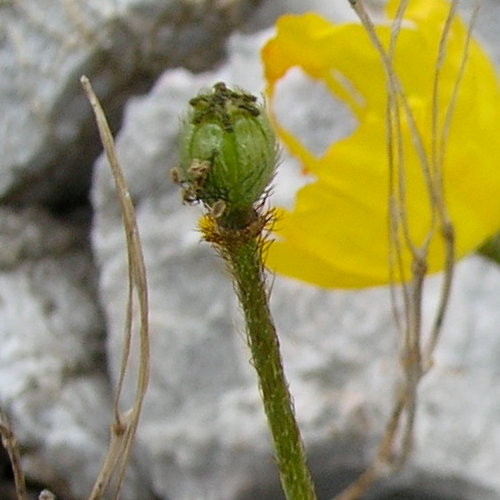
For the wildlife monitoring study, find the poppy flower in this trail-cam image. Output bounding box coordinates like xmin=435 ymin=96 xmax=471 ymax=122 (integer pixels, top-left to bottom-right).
xmin=262 ymin=0 xmax=500 ymax=287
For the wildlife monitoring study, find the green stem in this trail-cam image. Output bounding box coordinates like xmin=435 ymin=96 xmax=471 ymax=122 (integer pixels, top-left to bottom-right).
xmin=225 ymin=234 xmax=317 ymax=500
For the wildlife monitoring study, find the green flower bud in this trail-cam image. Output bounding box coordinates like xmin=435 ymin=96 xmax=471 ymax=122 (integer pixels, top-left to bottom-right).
xmin=175 ymin=82 xmax=278 ymax=229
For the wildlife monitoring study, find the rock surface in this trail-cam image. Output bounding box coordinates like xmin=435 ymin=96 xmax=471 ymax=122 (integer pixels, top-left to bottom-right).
xmin=0 ymin=0 xmax=267 ymax=498
xmin=0 ymin=206 xmax=119 ymax=498
xmin=0 ymin=0 xmax=263 ymax=208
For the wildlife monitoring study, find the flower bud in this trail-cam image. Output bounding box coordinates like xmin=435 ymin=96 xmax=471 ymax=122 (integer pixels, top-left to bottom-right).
xmin=176 ymin=82 xmax=278 ymax=228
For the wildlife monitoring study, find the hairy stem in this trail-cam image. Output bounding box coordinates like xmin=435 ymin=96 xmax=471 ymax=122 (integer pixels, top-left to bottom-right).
xmin=219 ymin=227 xmax=316 ymax=500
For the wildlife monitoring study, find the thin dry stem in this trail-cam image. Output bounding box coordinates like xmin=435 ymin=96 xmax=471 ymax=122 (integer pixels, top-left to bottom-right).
xmin=386 ymin=0 xmax=411 ymax=333
xmin=349 ymin=1 xmax=434 ymax=261
xmin=422 ymin=2 xmax=480 ymax=369
xmin=334 ymin=1 xmax=473 ymax=498
xmin=0 ymin=409 xmax=27 ymax=500
xmin=81 ymin=75 xmax=150 ymax=500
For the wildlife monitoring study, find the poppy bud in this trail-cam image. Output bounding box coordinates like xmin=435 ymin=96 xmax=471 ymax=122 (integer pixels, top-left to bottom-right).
xmin=175 ymin=82 xmax=278 ymax=228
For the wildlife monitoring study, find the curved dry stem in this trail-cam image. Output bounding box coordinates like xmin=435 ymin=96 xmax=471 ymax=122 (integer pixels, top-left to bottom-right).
xmin=335 ymin=1 xmax=474 ymax=499
xmin=423 ymin=3 xmax=480 ymax=370
xmin=349 ymin=0 xmax=435 ymax=259
xmin=0 ymin=409 xmax=27 ymax=500
xmin=81 ymin=76 xmax=150 ymax=500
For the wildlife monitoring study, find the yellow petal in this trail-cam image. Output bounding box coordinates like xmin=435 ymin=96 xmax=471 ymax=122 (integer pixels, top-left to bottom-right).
xmin=262 ymin=0 xmax=500 ymax=288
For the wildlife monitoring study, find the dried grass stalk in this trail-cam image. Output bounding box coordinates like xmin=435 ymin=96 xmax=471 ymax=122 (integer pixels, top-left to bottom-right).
xmin=81 ymin=75 xmax=150 ymax=500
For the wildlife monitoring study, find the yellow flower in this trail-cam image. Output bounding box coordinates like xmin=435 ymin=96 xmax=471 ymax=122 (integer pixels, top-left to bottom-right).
xmin=261 ymin=0 xmax=500 ymax=288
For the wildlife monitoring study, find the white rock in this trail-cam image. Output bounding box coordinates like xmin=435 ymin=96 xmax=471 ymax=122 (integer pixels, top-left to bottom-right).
xmin=0 ymin=207 xmax=151 ymax=498
xmin=0 ymin=0 xmax=264 ymax=206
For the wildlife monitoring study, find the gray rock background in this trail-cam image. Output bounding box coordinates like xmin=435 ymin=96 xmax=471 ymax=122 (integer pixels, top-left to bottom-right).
xmin=2 ymin=1 xmax=500 ymax=499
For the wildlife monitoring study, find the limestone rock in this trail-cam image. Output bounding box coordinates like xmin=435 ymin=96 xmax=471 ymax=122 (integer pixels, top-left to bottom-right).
xmin=0 ymin=0 xmax=263 ymax=207
xmin=0 ymin=207 xmax=152 ymax=498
